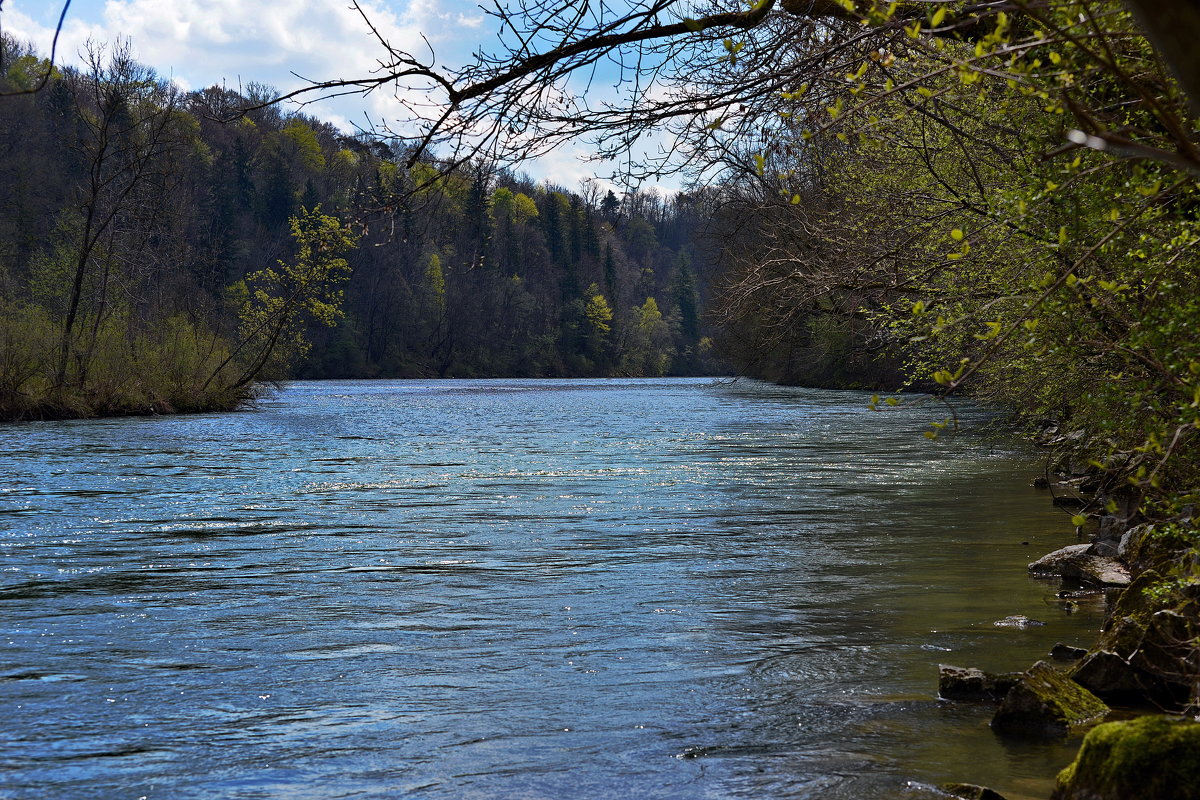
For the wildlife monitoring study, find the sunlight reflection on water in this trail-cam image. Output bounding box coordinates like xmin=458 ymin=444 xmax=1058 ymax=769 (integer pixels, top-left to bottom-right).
xmin=0 ymin=378 xmax=1099 ymax=800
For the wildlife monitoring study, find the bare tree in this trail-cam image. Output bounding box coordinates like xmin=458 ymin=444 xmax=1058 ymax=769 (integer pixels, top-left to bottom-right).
xmin=54 ymin=40 xmax=183 ymax=391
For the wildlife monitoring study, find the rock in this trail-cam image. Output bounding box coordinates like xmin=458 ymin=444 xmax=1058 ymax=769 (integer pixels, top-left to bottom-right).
xmin=1070 ymin=650 xmax=1151 ymax=700
xmin=1028 ymin=544 xmax=1092 ymax=575
xmin=1127 ymin=609 xmax=1200 ymax=706
xmin=1062 ymin=554 xmax=1130 ymax=587
xmin=941 ymin=782 xmax=1009 ymax=800
xmin=1049 ymin=643 xmax=1088 ymax=662
xmin=1088 ymin=572 xmax=1199 ymax=707
xmin=1116 ymin=523 xmax=1178 ymax=572
xmin=1104 ymin=570 xmax=1164 ymax=626
xmin=938 ymin=665 xmax=1022 ymax=702
xmin=1116 ymin=529 xmax=1136 ymax=560
xmin=991 ymin=661 xmax=1109 ymax=737
xmin=1098 ymin=612 xmax=1148 ymax=658
xmin=1089 ymin=514 xmax=1129 ymax=557
xmin=1028 ymin=543 xmax=1130 ymax=586
xmin=1051 ymin=715 xmax=1200 ymax=800
xmin=993 ymin=615 xmax=1045 ymax=629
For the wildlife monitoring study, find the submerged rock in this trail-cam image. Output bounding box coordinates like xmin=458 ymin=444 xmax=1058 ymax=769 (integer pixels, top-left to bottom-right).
xmin=940 ymin=782 xmax=1009 ymax=800
xmin=1051 ymin=715 xmax=1200 ymax=800
xmin=938 ymin=665 xmax=1022 ymax=702
xmin=993 ymin=615 xmax=1045 ymax=629
xmin=991 ymin=661 xmax=1108 ymax=737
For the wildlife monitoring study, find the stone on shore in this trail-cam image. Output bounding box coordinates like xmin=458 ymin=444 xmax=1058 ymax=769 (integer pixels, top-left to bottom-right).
xmin=1070 ymin=650 xmax=1151 ymax=700
xmin=1028 ymin=543 xmax=1130 ymax=587
xmin=991 ymin=661 xmax=1108 ymax=737
xmin=1051 ymin=715 xmax=1200 ymax=800
xmin=1028 ymin=543 xmax=1091 ymax=575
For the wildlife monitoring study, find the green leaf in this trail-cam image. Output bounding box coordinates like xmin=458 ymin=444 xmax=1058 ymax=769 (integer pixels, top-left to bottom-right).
xmin=1071 ymin=515 xmax=1087 ymax=526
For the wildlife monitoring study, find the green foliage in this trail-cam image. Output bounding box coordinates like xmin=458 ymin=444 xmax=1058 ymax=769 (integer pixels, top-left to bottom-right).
xmin=424 ymin=252 xmax=446 ymax=308
xmin=717 ymin=0 xmax=1200 ymax=512
xmin=227 ymin=207 xmax=356 ymax=385
xmin=621 ymin=296 xmax=676 ymax=377
xmin=583 ymin=285 xmax=613 ymax=336
xmin=280 ymin=120 xmax=326 ymax=171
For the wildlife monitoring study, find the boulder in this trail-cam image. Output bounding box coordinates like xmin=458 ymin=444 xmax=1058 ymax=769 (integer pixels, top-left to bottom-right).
xmin=938 ymin=665 xmax=1022 ymax=702
xmin=1049 ymin=643 xmax=1088 ymax=662
xmin=991 ymin=661 xmax=1108 ymax=737
xmin=1127 ymin=609 xmax=1200 ymax=706
xmin=1103 ymin=570 xmax=1164 ymax=626
xmin=940 ymin=783 xmax=1009 ymax=800
xmin=1051 ymin=715 xmax=1200 ymax=800
xmin=1116 ymin=523 xmax=1180 ymax=572
xmin=1028 ymin=543 xmax=1129 ymax=587
xmin=1028 ymin=544 xmax=1091 ymax=575
xmin=1090 ymin=514 xmax=1128 ymax=557
xmin=1070 ymin=650 xmax=1151 ymax=700
xmin=1089 ymin=576 xmax=1200 ymax=707
xmin=1062 ymin=554 xmax=1130 ymax=587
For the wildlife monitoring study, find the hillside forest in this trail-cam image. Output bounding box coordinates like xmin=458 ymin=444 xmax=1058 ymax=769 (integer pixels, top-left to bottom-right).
xmin=0 ymin=36 xmax=724 ymax=421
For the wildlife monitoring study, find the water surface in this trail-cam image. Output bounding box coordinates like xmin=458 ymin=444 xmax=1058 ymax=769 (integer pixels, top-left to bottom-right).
xmin=1 ymin=379 xmax=1101 ymax=799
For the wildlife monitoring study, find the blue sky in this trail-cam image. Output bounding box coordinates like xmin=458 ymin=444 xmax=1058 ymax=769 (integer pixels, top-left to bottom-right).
xmin=1 ymin=0 xmax=682 ymax=191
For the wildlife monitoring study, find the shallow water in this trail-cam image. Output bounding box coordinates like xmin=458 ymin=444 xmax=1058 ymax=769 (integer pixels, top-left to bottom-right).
xmin=0 ymin=378 xmax=1101 ymax=799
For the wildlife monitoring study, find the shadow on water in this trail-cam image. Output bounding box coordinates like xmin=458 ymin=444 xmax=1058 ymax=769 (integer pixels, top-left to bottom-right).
xmin=0 ymin=379 xmax=1097 ymax=800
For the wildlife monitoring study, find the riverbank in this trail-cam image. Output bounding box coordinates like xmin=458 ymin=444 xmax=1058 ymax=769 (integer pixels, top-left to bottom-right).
xmin=0 ymin=385 xmax=258 ymax=423
xmin=936 ymin=449 xmax=1200 ymax=800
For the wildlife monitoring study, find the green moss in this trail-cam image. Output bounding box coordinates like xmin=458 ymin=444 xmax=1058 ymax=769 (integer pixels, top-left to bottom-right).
xmin=1052 ymin=716 xmax=1200 ymax=800
xmin=992 ymin=661 xmax=1109 ymax=736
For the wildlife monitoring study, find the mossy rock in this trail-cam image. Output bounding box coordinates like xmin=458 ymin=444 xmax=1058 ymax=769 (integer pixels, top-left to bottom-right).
xmin=1104 ymin=569 xmax=1164 ymax=628
xmin=991 ymin=661 xmax=1108 ymax=737
xmin=1120 ymin=524 xmax=1192 ymax=574
xmin=1128 ymin=609 xmax=1200 ymax=706
xmin=1051 ymin=715 xmax=1200 ymax=800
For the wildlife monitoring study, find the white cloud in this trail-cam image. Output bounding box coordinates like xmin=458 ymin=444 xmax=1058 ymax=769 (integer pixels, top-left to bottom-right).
xmin=0 ymin=0 xmax=682 ymax=186
xmin=1 ymin=0 xmax=480 ymax=125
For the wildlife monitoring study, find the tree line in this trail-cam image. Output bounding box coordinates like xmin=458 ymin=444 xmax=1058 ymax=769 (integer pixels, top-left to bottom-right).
xmin=0 ymin=36 xmax=724 ymax=421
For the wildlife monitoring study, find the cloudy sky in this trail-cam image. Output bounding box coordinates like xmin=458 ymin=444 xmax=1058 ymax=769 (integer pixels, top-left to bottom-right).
xmin=1 ymin=0 xmax=675 ymax=190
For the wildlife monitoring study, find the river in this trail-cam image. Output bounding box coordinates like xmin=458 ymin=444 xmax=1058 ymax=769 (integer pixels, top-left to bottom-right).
xmin=0 ymin=378 xmax=1102 ymax=799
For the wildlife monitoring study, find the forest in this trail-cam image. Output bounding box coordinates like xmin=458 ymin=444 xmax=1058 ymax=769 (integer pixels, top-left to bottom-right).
xmin=0 ymin=35 xmax=725 ymax=421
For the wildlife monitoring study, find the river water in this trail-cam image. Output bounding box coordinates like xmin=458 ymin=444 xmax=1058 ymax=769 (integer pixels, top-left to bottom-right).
xmin=1 ymin=379 xmax=1103 ymax=800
